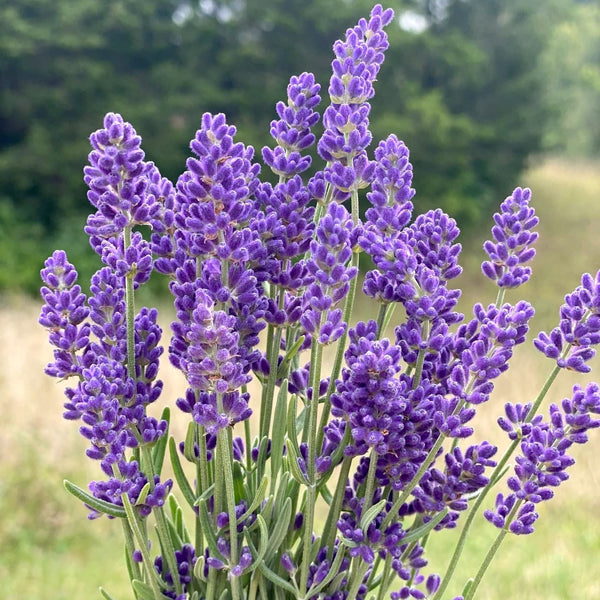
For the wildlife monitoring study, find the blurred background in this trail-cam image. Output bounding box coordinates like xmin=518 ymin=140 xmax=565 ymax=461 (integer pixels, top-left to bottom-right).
xmin=0 ymin=0 xmax=599 ymax=598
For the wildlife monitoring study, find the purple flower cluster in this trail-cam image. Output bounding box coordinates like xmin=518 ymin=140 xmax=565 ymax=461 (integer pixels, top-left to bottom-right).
xmin=263 ymin=72 xmax=321 ymax=179
xmin=39 ymin=250 xmax=90 ymax=378
xmin=167 ymin=112 xmax=268 ymax=431
xmin=534 ymin=271 xmax=600 ymax=372
xmin=301 ymin=202 xmax=359 ymax=344
xmin=481 ymin=187 xmax=538 ymax=288
xmin=412 ymin=443 xmax=497 ymax=530
xmin=154 ymin=544 xmax=197 ymax=599
xmin=318 ymin=4 xmax=394 ymax=197
xmin=486 ymin=383 xmax=600 ymax=534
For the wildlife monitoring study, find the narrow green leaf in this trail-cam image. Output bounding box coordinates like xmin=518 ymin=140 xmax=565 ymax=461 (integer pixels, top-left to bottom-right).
xmin=175 ymin=505 xmax=191 ymax=545
xmin=319 ymin=483 xmax=333 ymax=506
xmin=264 ymin=497 xmax=292 ymax=563
xmin=237 ymin=474 xmax=268 ymax=524
xmin=168 ymin=437 xmax=196 ymax=509
xmin=99 ymin=587 xmax=119 ymax=600
xmin=197 ymin=498 xmax=225 ymax=561
xmin=360 ymin=499 xmax=388 ymax=531
xmin=184 ymin=421 xmax=197 ymax=463
xmin=232 ymin=460 xmax=245 ymax=504
xmin=193 ymin=555 xmax=207 ymax=583
xmin=218 ymin=589 xmax=231 ymax=600
xmin=401 ymin=508 xmax=449 ymax=546
xmin=124 ymin=545 xmax=136 ymax=583
xmin=462 ymin=578 xmax=474 ymax=597
xmin=277 ymin=336 xmax=305 ymax=379
xmin=270 ymin=379 xmax=288 ymax=479
xmin=151 ymin=406 xmax=170 ymax=473
xmin=196 ymin=483 xmax=215 ymax=504
xmin=165 ymin=513 xmax=184 ymax=549
xmin=131 ymin=579 xmax=155 ymax=600
xmin=243 ymin=514 xmax=269 ymax=574
xmin=64 ymin=480 xmax=126 ymax=518
xmin=135 ymin=482 xmax=151 ymax=507
xmin=273 ymin=471 xmax=291 ymax=512
xmin=254 ymin=434 xmax=270 ymax=478
xmin=256 ymin=560 xmax=297 ymax=596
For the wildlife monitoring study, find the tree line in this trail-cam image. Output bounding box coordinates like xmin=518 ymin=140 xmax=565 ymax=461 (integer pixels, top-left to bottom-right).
xmin=0 ymin=0 xmax=597 ymax=292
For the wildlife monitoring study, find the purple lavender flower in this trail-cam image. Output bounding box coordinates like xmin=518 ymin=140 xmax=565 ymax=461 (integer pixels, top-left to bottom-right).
xmin=318 ymin=5 xmax=394 ymax=197
xmin=84 ymin=113 xmax=161 ymax=250
xmin=39 ymin=250 xmax=90 ymax=379
xmin=154 ymin=544 xmax=196 ymax=599
xmin=331 ymin=321 xmax=404 ymax=454
xmin=534 ymin=271 xmax=600 ymax=372
xmin=485 ymin=383 xmax=600 ymax=534
xmin=100 ymin=232 xmax=153 ymax=289
xmin=262 ymin=72 xmax=321 ymax=178
xmin=301 ymin=202 xmax=359 ymax=344
xmin=412 ymin=443 xmax=497 ymax=530
xmin=481 ymin=187 xmax=538 ymax=288
xmin=364 ymin=134 xmax=415 ymax=233
xmin=174 ymin=112 xmax=260 ymax=260
xmin=408 ymin=209 xmax=462 ymax=281
xmin=448 ymin=301 xmax=535 ymax=404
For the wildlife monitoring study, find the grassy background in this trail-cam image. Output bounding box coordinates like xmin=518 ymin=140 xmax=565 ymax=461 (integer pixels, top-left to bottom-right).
xmin=1 ymin=159 xmax=599 ymax=599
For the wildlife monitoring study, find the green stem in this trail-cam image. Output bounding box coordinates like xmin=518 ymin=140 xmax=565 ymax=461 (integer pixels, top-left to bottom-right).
xmin=464 ymin=527 xmax=509 ymax=600
xmin=346 ymin=559 xmax=370 ymax=600
xmin=376 ymin=304 xmax=389 ymax=337
xmin=217 ymin=426 xmax=241 ymax=600
xmin=322 ymin=455 xmax=353 ymax=558
xmin=412 ymin=320 xmax=431 ymax=390
xmin=123 ymin=225 xmax=182 ymax=595
xmin=141 ymin=446 xmax=184 ymax=596
xmin=495 ymin=287 xmax=506 ymax=307
xmin=362 ymin=449 xmax=379 ymax=515
xmin=120 ymin=488 xmax=164 ymax=599
xmin=121 ymin=519 xmax=142 ymax=583
xmin=300 ymin=334 xmax=324 ymax=595
xmin=375 ymin=554 xmax=393 ymax=600
xmin=195 ymin=423 xmax=209 ymax=554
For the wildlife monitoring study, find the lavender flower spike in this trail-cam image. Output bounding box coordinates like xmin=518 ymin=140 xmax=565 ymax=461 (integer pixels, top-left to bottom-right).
xmin=482 ymin=187 xmax=538 ymax=288
xmin=262 ymin=72 xmax=321 ymax=178
xmin=534 ymin=270 xmax=600 ymax=372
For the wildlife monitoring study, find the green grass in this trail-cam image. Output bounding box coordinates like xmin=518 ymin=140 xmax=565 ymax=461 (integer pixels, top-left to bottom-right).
xmin=2 ymin=159 xmax=600 ymax=599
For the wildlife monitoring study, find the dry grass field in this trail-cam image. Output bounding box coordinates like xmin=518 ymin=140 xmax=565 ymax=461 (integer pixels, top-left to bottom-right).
xmin=1 ymin=159 xmax=599 ymax=599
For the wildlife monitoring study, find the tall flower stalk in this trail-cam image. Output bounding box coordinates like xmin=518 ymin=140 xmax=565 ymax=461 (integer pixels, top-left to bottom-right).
xmin=40 ymin=6 xmax=599 ymax=600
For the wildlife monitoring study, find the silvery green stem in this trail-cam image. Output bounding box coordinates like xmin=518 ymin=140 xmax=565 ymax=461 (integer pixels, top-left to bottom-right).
xmin=322 ymin=454 xmax=353 ymax=559
xmin=216 ymin=416 xmax=241 ymax=600
xmin=464 ymin=522 xmax=510 ymax=600
xmin=299 ymin=332 xmax=324 ymax=595
xmin=362 ymin=448 xmax=379 ymax=515
xmin=376 ymin=304 xmax=389 ymax=337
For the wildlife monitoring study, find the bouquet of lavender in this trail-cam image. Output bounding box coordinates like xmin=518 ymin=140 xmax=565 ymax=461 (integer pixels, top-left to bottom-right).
xmin=39 ymin=5 xmax=600 ymax=600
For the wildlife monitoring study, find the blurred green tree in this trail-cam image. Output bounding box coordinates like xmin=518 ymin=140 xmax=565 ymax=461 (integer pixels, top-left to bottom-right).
xmin=0 ymin=0 xmax=567 ymax=292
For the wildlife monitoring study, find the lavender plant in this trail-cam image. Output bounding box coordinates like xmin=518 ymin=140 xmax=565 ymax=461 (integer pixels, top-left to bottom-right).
xmin=39 ymin=6 xmax=600 ymax=600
